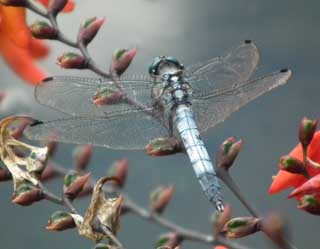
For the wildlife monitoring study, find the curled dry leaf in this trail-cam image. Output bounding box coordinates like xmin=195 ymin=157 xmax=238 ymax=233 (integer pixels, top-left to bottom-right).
xmin=73 ymin=177 xmax=123 ymax=242
xmin=0 ymin=116 xmax=49 ymax=190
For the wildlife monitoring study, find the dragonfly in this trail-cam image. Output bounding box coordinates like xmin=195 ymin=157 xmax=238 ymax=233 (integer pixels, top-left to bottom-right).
xmin=25 ymin=40 xmax=291 ymax=212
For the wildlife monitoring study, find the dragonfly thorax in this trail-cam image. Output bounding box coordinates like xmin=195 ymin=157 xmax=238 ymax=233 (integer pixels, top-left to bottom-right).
xmin=149 ymin=56 xmax=184 ymax=77
xmin=149 ymin=56 xmax=192 ymax=105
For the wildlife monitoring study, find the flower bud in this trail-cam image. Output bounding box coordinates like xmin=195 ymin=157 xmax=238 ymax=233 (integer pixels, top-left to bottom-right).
xmin=64 ymin=172 xmax=91 ymax=199
xmin=0 ymin=0 xmax=26 ymax=6
xmin=77 ymin=182 xmax=93 ymax=198
xmin=278 ymin=155 xmax=306 ymax=175
xmin=46 ymin=211 xmax=76 ymax=231
xmin=110 ymin=48 xmax=137 ymax=76
xmin=150 ymin=185 xmax=174 ymax=214
xmin=145 ymin=137 xmax=182 ymax=156
xmin=94 ymin=244 xmax=111 ymax=249
xmin=212 ymin=204 xmax=232 ymax=235
xmin=107 ymin=159 xmax=128 ymax=188
xmin=155 ymin=233 xmax=182 ymax=249
xmin=92 ymin=86 xmax=124 ymax=106
xmin=10 ymin=118 xmax=32 ymax=139
xmin=0 ymin=167 xmax=11 ymax=181
xmin=298 ymin=195 xmax=320 ymax=215
xmin=216 ymin=137 xmax=243 ymax=170
xmin=42 ymin=141 xmax=57 ymax=158
xmin=48 ymin=0 xmax=68 ymax=15
xmin=30 ymin=21 xmax=58 ymax=40
xmin=260 ymin=213 xmax=287 ymax=249
xmin=12 ymin=182 xmax=43 ymax=206
xmin=57 ymin=52 xmax=88 ymax=69
xmin=73 ymin=144 xmax=93 ymax=171
xmin=79 ymin=17 xmax=105 ymax=45
xmin=289 ymin=174 xmax=320 ymax=199
xmin=299 ymin=117 xmax=318 ymax=148
xmin=221 ymin=217 xmax=260 ymax=238
xmin=40 ymin=163 xmax=61 ymax=181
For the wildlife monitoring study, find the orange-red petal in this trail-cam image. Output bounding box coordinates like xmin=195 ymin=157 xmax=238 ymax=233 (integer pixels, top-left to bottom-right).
xmin=29 ymin=37 xmax=49 ymax=59
xmin=1 ymin=36 xmax=47 ymax=84
xmin=289 ymin=174 xmax=320 ymax=198
xmin=269 ymin=131 xmax=320 ymax=194
xmin=36 ymin=0 xmax=75 ymax=12
xmin=0 ymin=6 xmax=48 ymax=84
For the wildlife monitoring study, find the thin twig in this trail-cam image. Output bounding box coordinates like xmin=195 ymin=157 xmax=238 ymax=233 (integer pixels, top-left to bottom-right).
xmin=101 ymin=225 xmax=124 ymax=249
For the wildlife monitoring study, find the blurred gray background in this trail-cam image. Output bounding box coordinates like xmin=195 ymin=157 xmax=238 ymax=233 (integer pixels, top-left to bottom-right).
xmin=0 ymin=0 xmax=319 ymax=248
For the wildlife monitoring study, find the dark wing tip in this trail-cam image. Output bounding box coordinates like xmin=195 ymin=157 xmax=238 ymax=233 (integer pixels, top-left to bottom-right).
xmin=42 ymin=76 xmax=54 ymax=83
xmin=244 ymin=39 xmax=252 ymax=44
xmin=30 ymin=119 xmax=44 ymax=127
xmin=280 ymin=68 xmax=289 ymax=73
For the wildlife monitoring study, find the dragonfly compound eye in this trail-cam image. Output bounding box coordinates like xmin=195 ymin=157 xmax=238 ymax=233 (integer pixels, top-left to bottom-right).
xmin=149 ymin=56 xmax=184 ymax=77
xmin=148 ymin=56 xmax=165 ymax=76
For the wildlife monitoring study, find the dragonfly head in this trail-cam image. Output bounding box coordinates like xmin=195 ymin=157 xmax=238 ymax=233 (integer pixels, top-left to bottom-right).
xmin=148 ymin=56 xmax=184 ymax=78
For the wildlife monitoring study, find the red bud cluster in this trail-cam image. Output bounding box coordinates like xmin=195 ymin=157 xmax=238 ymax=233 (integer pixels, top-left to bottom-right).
xmin=12 ymin=182 xmax=43 ymax=206
xmin=57 ymin=52 xmax=88 ymax=69
xmin=299 ymin=117 xmax=318 ymax=148
xmin=48 ymin=0 xmax=68 ymax=15
xmin=212 ymin=204 xmax=232 ymax=236
xmin=150 ymin=185 xmax=174 ymax=214
xmin=78 ymin=17 xmax=105 ymax=45
xmin=221 ymin=217 xmax=260 ymax=238
xmin=63 ymin=172 xmax=91 ymax=199
xmin=46 ymin=211 xmax=76 ymax=231
xmin=216 ymin=137 xmax=243 ymax=170
xmin=110 ymin=48 xmax=137 ymax=76
xmin=155 ymin=233 xmax=182 ymax=249
xmin=107 ymin=159 xmax=128 ymax=188
xmin=73 ymin=144 xmax=93 ymax=171
xmin=0 ymin=0 xmax=26 ymax=6
xmin=30 ymin=21 xmax=58 ymax=40
xmin=278 ymin=155 xmax=306 ymax=176
xmin=40 ymin=164 xmax=60 ymax=181
xmin=297 ymin=195 xmax=320 ymax=215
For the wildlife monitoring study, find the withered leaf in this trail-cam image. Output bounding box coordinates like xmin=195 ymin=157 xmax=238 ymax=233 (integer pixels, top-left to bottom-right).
xmin=0 ymin=116 xmax=49 ymax=190
xmin=73 ymin=177 xmax=122 ymax=242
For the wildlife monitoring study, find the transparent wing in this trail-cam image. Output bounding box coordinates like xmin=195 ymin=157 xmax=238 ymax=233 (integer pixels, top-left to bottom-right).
xmin=35 ymin=75 xmax=159 ymax=118
xmin=191 ymin=69 xmax=292 ymax=133
xmin=24 ymin=110 xmax=172 ymax=150
xmin=186 ymin=40 xmax=259 ymax=97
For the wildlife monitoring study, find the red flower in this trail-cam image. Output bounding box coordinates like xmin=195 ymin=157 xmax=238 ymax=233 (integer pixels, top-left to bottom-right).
xmin=269 ymin=131 xmax=320 ymax=194
xmin=0 ymin=0 xmax=74 ymax=85
xmin=37 ymin=0 xmax=74 ymax=12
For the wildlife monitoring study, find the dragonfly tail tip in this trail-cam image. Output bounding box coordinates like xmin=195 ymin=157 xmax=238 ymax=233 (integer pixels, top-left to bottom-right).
xmin=215 ymin=201 xmax=225 ymax=213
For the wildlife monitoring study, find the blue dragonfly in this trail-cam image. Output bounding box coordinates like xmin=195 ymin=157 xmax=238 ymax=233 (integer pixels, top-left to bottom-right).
xmin=25 ymin=40 xmax=291 ymax=212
